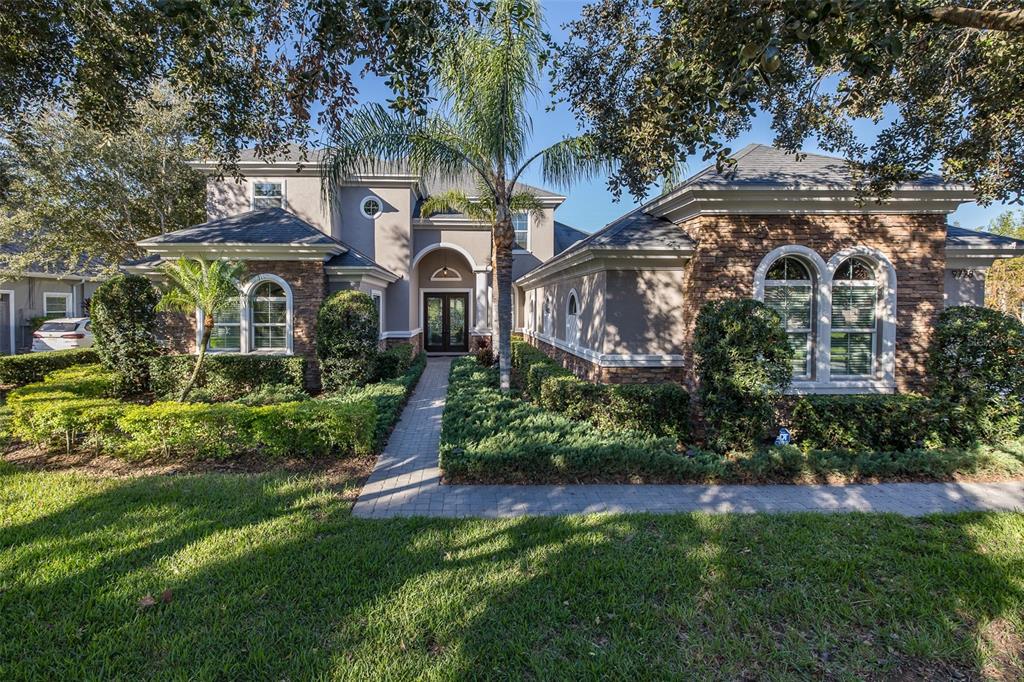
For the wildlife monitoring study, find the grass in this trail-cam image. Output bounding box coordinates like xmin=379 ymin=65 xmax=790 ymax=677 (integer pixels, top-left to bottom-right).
xmin=2 ymin=463 xmax=1023 ymax=679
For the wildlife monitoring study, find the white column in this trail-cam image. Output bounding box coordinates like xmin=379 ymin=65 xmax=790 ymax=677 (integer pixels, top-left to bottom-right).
xmin=474 ymin=268 xmax=490 ymax=333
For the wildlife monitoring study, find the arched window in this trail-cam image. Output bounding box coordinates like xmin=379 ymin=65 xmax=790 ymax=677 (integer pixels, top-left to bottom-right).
xmin=763 ymin=255 xmax=815 ymax=378
xmin=565 ymin=291 xmax=580 ymax=346
xmin=830 ymin=257 xmax=878 ymax=377
xmin=249 ymin=280 xmax=289 ymax=352
xmin=542 ymin=296 xmax=553 ymax=337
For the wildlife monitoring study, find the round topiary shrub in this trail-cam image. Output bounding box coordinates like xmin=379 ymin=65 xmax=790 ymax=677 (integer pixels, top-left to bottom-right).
xmin=927 ymin=305 xmax=1024 ymax=443
xmin=317 ymin=290 xmax=380 ymax=391
xmin=693 ymin=298 xmax=793 ymax=452
xmin=90 ymin=273 xmax=161 ymax=395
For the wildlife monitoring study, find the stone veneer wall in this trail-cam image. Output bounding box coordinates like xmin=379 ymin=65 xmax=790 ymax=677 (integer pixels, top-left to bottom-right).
xmin=677 ymin=213 xmax=947 ymax=393
xmin=154 ymin=260 xmax=327 ymax=389
xmin=525 ymin=334 xmax=687 ymax=384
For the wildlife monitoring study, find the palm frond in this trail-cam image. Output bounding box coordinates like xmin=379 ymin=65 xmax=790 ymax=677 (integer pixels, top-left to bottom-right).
xmin=157 ymin=257 xmax=243 ymax=318
xmin=508 ymin=191 xmax=543 ymax=218
xmin=420 ymin=190 xmax=495 ymax=223
xmin=531 ymin=134 xmax=615 ymax=190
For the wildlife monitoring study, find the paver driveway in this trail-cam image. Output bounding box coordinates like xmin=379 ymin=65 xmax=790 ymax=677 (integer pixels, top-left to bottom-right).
xmin=352 ymin=357 xmax=1024 ymax=518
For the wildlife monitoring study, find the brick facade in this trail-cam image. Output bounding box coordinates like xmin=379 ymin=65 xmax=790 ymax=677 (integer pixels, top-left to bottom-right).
xmin=678 ymin=213 xmax=946 ymax=392
xmin=525 ymin=212 xmax=946 ymax=392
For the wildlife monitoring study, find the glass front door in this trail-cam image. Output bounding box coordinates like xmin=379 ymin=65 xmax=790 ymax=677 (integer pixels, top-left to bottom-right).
xmin=423 ymin=292 xmax=469 ymax=353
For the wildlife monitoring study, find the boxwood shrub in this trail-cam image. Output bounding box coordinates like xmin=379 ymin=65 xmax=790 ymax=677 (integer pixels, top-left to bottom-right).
xmin=511 ymin=338 xmax=690 ymax=441
xmin=149 ymin=354 xmax=306 ymax=401
xmin=330 ymin=350 xmax=427 ymax=449
xmin=441 ymin=357 xmax=1024 ymax=484
xmin=0 ymin=348 xmax=99 ymax=387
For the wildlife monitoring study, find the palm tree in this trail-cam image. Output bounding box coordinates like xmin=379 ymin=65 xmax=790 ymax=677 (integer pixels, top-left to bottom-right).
xmin=157 ymin=257 xmax=245 ymax=401
xmin=321 ymin=0 xmax=609 ymax=391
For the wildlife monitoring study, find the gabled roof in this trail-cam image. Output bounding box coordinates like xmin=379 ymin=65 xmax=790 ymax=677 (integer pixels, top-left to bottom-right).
xmin=135 ymin=208 xmax=398 ymax=281
xmin=680 ymin=143 xmax=945 ymax=189
xmin=554 ymin=221 xmax=590 ymax=254
xmin=139 ymin=208 xmax=338 ymax=247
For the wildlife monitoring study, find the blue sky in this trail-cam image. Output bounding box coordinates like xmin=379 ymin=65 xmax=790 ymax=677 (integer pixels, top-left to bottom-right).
xmin=343 ymin=0 xmax=1010 ymax=234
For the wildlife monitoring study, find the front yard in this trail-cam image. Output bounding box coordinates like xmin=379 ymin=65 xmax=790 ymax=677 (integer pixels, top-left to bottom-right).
xmin=2 ymin=463 xmax=1022 ymax=679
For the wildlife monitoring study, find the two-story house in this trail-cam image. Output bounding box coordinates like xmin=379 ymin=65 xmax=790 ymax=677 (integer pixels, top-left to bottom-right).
xmin=131 ymin=144 xmax=1023 ymax=393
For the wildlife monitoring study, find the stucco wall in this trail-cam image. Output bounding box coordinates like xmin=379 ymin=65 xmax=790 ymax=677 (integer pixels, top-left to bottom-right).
xmin=603 ymin=269 xmax=687 ymax=355
xmin=943 ymin=269 xmax=986 ymax=307
xmin=678 ymin=213 xmax=947 ymax=392
xmin=0 ymin=276 xmax=98 ymax=352
xmin=525 ymin=271 xmax=605 ymax=352
xmin=206 ymin=175 xmax=330 ymax=233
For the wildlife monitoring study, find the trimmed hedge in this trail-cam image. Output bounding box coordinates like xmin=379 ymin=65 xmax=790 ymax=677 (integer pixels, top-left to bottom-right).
xmin=510 ymin=338 xmax=690 ymax=441
xmin=789 ymin=394 xmax=943 ymax=451
xmin=8 ymin=364 xmax=375 ymax=460
xmin=0 ymin=349 xmax=99 ymax=387
xmin=440 ymin=357 xmax=1024 ymax=484
xmin=149 ymin=354 xmax=306 ymax=401
xmin=7 ymin=350 xmax=427 ymax=460
xmin=330 ymin=350 xmax=427 ymax=449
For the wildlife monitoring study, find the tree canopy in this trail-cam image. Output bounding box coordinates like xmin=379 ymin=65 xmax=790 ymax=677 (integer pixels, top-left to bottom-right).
xmin=985 ymin=210 xmax=1024 ymax=320
xmin=0 ymin=87 xmax=205 ymax=274
xmin=1 ymin=0 xmax=470 ymax=164
xmin=554 ymin=0 xmax=1024 ymax=202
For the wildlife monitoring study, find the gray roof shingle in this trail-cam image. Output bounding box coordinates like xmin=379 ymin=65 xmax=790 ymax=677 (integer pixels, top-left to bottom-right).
xmin=139 ymin=208 xmax=338 ymax=246
xmin=946 ymin=225 xmax=1024 ymax=250
xmin=554 ymin=221 xmax=590 ymax=254
xmin=681 ymin=143 xmax=945 ymax=189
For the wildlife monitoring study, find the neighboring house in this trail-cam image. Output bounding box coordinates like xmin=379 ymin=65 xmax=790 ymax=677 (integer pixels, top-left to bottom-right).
xmin=131 ymin=143 xmax=1021 ymax=393
xmin=0 ymin=246 xmax=104 ymax=354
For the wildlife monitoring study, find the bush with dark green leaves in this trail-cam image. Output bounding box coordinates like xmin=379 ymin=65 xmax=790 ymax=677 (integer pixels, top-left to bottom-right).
xmin=927 ymin=305 xmax=1024 ymax=444
xmin=0 ymin=348 xmax=99 ymax=387
xmin=149 ymin=354 xmax=305 ymax=401
xmin=790 ymin=394 xmax=944 ymax=451
xmin=317 ymin=290 xmax=380 ymax=390
xmin=371 ymin=342 xmax=416 ymax=382
xmin=7 ymin=363 xmax=376 ymax=460
xmin=694 ymin=299 xmax=793 ymax=452
xmin=89 ymin=274 xmax=161 ymax=395
xmin=234 ymin=383 xmax=309 ymax=406
xmin=440 ymin=357 xmax=1024 ymax=483
xmin=331 ymin=350 xmax=427 ymax=449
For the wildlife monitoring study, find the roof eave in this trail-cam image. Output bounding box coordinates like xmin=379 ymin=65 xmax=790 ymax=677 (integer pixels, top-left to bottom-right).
xmin=516 ymin=245 xmax=693 ymax=288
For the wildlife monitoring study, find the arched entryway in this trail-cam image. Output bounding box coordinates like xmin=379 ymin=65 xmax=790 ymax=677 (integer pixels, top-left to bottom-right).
xmin=412 ymin=246 xmax=478 ymax=353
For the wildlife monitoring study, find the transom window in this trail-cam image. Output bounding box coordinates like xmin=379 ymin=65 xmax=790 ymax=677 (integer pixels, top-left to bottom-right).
xmin=566 ymin=291 xmax=580 ymax=346
xmin=208 ymin=297 xmax=241 ymax=351
xmin=252 ymin=182 xmax=283 ymax=209
xmin=763 ymin=256 xmax=814 ymax=378
xmin=830 ymin=257 xmax=878 ymax=377
xmin=250 ymin=281 xmax=288 ymax=351
xmin=512 ymin=213 xmax=529 ymax=250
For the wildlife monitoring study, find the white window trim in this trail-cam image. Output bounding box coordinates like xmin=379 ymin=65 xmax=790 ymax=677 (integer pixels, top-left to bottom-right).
xmin=753 ymin=244 xmax=897 ymax=393
xmin=360 ymin=195 xmax=383 ymax=219
xmin=512 ymin=212 xmax=531 ymax=253
xmin=251 ymin=179 xmax=286 ymax=211
xmin=565 ymin=288 xmax=580 ymax=347
xmin=371 ymin=290 xmax=385 ymax=340
xmin=207 ymin=296 xmax=243 ymax=353
xmin=0 ymin=290 xmax=14 ymax=355
xmin=195 ymin=274 xmax=294 ymax=355
xmin=763 ymin=266 xmax=815 ymax=380
xmin=429 ymin=266 xmax=463 ymax=282
xmin=43 ymin=292 xmax=73 ymax=319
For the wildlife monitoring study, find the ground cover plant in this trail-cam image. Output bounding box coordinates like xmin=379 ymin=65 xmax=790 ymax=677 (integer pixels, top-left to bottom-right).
xmin=443 ymin=357 xmax=1024 ymax=484
xmin=1 ymin=464 xmax=1022 ymax=680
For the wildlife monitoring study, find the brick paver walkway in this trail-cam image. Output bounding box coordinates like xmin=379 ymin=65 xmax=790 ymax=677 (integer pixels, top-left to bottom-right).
xmin=352 ymin=357 xmax=1024 ymax=518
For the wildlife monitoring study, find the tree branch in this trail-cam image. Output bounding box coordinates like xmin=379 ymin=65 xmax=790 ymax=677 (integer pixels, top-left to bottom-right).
xmin=923 ymin=5 xmax=1024 ymax=32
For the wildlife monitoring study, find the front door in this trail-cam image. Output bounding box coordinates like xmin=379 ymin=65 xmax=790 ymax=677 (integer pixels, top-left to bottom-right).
xmin=423 ymin=292 xmax=469 ymax=353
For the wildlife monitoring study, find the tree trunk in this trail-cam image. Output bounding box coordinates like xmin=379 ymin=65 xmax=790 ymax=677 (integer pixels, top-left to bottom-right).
xmin=923 ymin=6 xmax=1024 ymax=32
xmin=180 ymin=313 xmax=212 ymax=401
xmin=494 ymin=219 xmax=514 ymax=391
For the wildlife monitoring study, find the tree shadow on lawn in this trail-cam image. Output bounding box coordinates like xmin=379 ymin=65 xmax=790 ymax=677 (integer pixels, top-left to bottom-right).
xmin=1 ymin=465 xmax=1022 ymax=680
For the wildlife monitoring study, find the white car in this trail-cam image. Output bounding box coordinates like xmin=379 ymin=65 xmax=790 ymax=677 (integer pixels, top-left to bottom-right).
xmin=31 ymin=317 xmax=95 ymax=352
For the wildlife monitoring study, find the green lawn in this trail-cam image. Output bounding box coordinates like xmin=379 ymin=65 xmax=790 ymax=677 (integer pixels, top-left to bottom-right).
xmin=1 ymin=463 xmax=1022 ymax=680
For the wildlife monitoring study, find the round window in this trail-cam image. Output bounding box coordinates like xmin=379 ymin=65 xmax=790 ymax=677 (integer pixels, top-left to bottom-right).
xmin=360 ymin=196 xmax=382 ymax=219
